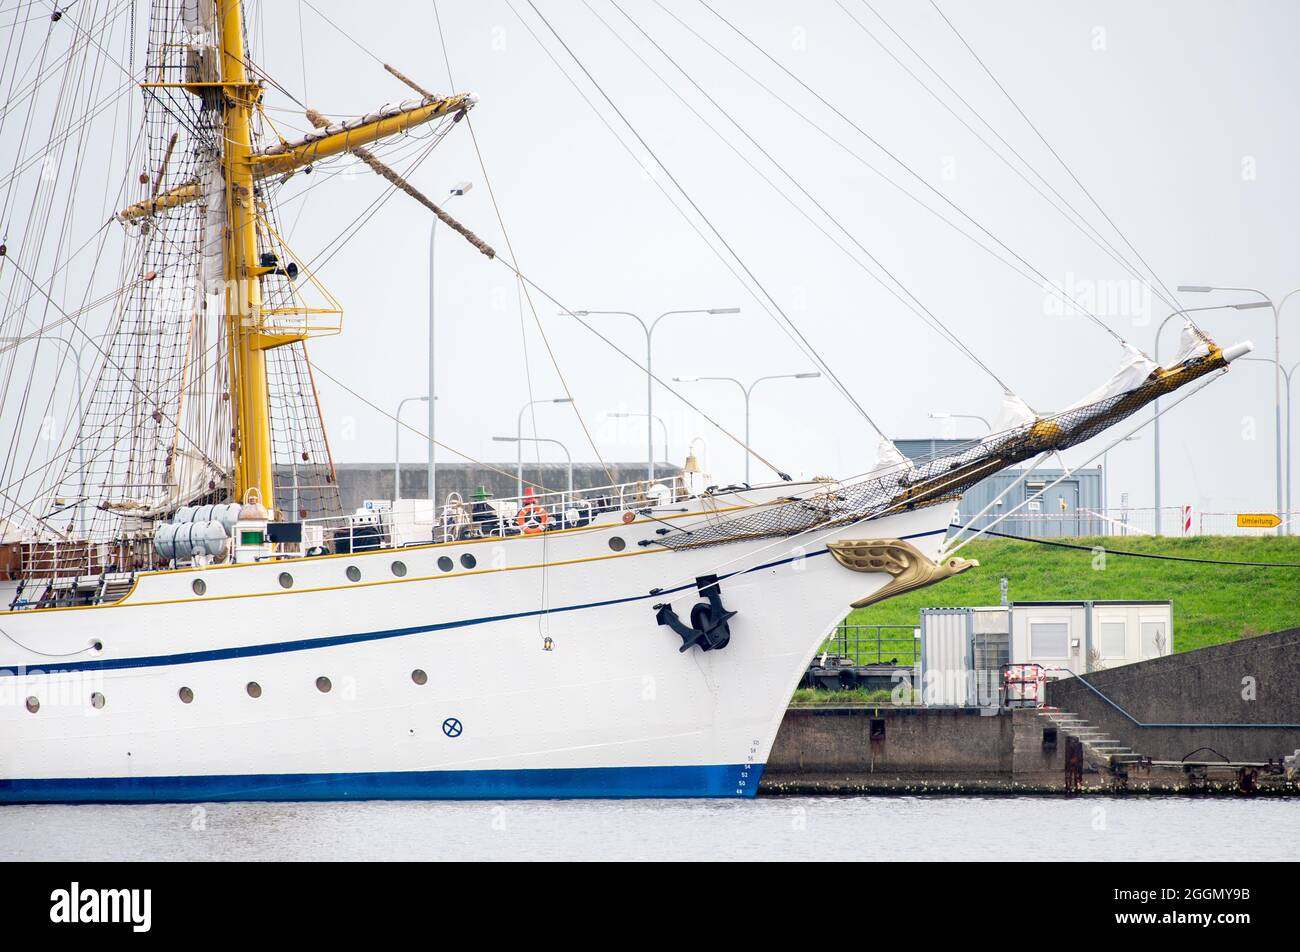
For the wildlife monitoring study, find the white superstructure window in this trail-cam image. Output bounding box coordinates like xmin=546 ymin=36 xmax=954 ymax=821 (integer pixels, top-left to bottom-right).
xmin=1141 ymin=621 xmax=1168 ymax=657
xmin=1029 ymin=621 xmax=1069 ymax=658
xmin=1098 ymin=621 xmax=1127 ymax=659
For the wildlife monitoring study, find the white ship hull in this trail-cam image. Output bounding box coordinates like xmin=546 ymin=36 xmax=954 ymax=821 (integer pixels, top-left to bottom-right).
xmin=0 ymin=487 xmax=953 ymax=801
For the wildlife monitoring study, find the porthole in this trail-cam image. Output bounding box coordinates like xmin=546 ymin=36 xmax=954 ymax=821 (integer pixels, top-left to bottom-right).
xmin=316 ymin=676 xmax=332 ymax=693
xmin=90 ymin=692 xmax=106 ymax=710
xmin=192 ymin=578 xmax=207 ymax=596
xmin=608 ymin=536 xmax=626 ymax=552
xmin=437 ymin=556 xmax=453 ymax=572
xmin=89 ymin=639 xmax=103 ymax=654
xmin=411 ymin=669 xmax=428 ymax=685
xmin=278 ymin=572 xmax=294 ymax=589
xmin=178 ymin=686 xmax=194 ymax=704
xmin=391 ymin=560 xmax=407 ymax=577
xmin=346 ymin=565 xmax=361 ymax=582
xmin=246 ymin=681 xmax=262 ymax=699
xmin=459 ymin=553 xmax=476 ymax=569
xmin=25 ymin=696 xmax=39 ymax=714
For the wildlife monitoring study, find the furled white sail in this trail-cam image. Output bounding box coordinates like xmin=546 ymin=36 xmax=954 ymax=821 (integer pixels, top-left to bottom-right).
xmin=199 ymin=157 xmax=226 ymax=294
xmin=1063 ymin=343 xmax=1159 ymax=412
xmin=1169 ymin=320 xmax=1212 ymax=365
xmin=989 ymin=391 xmax=1036 ymax=435
xmin=868 ymin=437 xmax=911 ymax=477
xmin=180 ymin=0 xmax=216 ymax=35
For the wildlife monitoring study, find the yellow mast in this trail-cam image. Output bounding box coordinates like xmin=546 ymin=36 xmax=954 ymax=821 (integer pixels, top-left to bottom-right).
xmin=218 ymin=0 xmax=272 ymax=505
xmin=119 ymin=1 xmax=475 ymax=510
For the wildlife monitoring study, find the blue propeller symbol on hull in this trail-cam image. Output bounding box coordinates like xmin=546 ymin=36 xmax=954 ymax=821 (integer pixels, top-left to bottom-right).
xmin=442 ymin=717 xmax=463 ymax=738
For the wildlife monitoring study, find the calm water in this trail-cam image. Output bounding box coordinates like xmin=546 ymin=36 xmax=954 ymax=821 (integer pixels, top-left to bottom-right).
xmin=3 ymin=796 xmax=1296 ymax=861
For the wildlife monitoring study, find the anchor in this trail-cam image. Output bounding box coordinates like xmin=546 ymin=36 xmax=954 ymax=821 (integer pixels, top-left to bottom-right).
xmin=654 ymin=575 xmax=737 ymax=653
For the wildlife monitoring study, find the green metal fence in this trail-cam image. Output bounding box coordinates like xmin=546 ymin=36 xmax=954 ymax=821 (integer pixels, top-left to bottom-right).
xmin=819 ymin=623 xmax=919 ymax=666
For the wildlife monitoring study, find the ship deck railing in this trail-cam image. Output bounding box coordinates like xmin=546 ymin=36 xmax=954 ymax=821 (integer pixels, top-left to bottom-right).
xmin=302 ymin=472 xmax=705 ymax=552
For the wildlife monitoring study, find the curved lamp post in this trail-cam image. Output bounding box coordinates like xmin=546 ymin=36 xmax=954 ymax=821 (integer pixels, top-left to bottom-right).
xmin=566 ymin=306 xmax=740 ymax=480
xmin=674 ymin=372 xmax=820 ymax=483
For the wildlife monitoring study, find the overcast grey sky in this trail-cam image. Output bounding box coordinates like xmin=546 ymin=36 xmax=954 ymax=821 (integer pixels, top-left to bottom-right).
xmin=7 ymin=0 xmax=1300 ymax=519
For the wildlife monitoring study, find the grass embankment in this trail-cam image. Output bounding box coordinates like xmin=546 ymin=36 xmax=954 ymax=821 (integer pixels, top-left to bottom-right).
xmin=845 ymin=536 xmax=1300 ymax=653
xmin=791 ymin=687 xmax=895 ymax=705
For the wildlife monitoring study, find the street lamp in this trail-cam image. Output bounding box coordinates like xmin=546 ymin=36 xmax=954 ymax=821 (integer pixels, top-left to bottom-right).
xmin=494 ymin=435 xmax=573 ymax=493
xmin=674 ymin=372 xmax=820 ymax=483
xmin=429 ymin=180 xmax=472 ymax=510
xmin=928 ymin=411 xmax=991 ymax=433
xmin=515 ymin=397 xmax=572 ymax=498
xmin=1240 ymin=357 xmax=1295 ymax=530
xmin=566 ymin=306 xmax=740 ymax=480
xmin=1100 ymin=434 xmax=1140 ymax=533
xmin=1152 ymin=301 xmax=1259 ymax=533
xmin=607 ymin=411 xmax=669 ymax=469
xmin=394 ymin=395 xmax=429 ymax=500
xmin=1178 ymin=285 xmax=1300 ymax=524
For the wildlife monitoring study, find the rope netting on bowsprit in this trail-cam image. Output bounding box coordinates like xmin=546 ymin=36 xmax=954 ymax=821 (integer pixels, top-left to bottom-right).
xmin=658 ymin=338 xmax=1232 ymax=552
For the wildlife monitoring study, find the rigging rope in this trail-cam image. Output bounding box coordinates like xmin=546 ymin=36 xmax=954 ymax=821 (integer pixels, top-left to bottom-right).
xmin=842 ymin=0 xmax=1181 ymax=314
xmin=522 ymin=0 xmax=890 ymax=444
xmin=928 ymin=0 xmax=1186 ymax=327
xmin=963 ymin=529 xmax=1300 ymax=569
xmin=502 ymin=0 xmax=835 ymax=473
xmin=695 ymin=0 xmax=1131 ymax=350
xmin=432 ymin=0 xmax=616 ymax=491
xmin=599 ymin=0 xmax=1013 ymax=393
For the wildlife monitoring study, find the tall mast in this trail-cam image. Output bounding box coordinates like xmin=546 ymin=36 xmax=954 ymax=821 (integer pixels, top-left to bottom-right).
xmin=219 ymin=0 xmax=274 ymax=505
xmin=116 ymin=1 xmax=477 ymax=513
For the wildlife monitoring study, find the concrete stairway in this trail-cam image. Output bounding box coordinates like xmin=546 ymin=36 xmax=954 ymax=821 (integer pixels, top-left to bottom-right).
xmin=1038 ymin=706 xmax=1142 ymax=767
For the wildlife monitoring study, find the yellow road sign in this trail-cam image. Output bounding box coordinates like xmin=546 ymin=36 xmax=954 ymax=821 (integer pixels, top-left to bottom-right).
xmin=1236 ymin=513 xmax=1281 ymax=528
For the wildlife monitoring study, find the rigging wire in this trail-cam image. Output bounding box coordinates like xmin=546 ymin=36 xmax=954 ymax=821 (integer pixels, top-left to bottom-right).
xmin=308 ymin=361 xmax=564 ymax=496
xmin=598 ymin=0 xmax=1013 ymax=393
xmin=431 ymin=0 xmax=614 ymax=490
xmin=841 ymin=0 xmax=1180 ymax=312
xmin=928 ymin=0 xmax=1186 ymax=323
xmin=500 ymin=0 xmax=839 ymax=472
xmin=1 ymin=253 xmax=226 ymax=479
xmin=643 ymin=0 xmax=1152 ymax=349
xmin=693 ymin=0 xmax=1130 ymax=350
xmin=520 ymin=0 xmax=889 ymax=444
xmin=965 ymin=529 xmax=1300 ymax=569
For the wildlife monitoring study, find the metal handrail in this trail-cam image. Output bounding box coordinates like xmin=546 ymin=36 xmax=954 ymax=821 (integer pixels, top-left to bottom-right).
xmin=1045 ymin=664 xmax=1300 ymax=729
xmin=303 ymin=473 xmax=697 ymax=548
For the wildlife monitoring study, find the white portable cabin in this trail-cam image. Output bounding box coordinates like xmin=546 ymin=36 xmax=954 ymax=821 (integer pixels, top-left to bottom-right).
xmin=1009 ymin=600 xmax=1173 ymax=677
xmin=918 ymin=600 xmax=1173 ymax=706
xmin=918 ymin=607 xmax=1009 ymax=707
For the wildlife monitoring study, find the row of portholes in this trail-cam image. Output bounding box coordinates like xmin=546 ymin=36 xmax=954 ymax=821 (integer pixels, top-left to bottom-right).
xmin=26 ymin=669 xmax=433 ymax=713
xmin=25 ymin=693 xmax=104 ymax=713
xmin=184 ymin=669 xmax=430 ymax=704
xmin=190 ymin=553 xmax=487 ymax=597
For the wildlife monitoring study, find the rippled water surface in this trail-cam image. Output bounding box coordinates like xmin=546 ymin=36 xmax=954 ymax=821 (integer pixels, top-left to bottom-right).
xmin=4 ymin=796 xmax=1296 ymax=861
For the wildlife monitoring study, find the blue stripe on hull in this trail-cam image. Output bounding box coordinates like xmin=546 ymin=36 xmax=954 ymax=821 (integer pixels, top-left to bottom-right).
xmin=0 ymin=763 xmax=764 ymax=803
xmin=0 ymin=529 xmax=948 ymax=676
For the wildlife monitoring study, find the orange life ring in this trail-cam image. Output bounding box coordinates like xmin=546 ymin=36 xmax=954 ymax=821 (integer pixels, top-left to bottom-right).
xmin=517 ymin=503 xmax=549 ymax=534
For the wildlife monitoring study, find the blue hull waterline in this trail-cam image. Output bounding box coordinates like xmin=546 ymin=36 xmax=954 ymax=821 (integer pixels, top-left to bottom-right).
xmin=0 ymin=763 xmax=764 ymax=804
